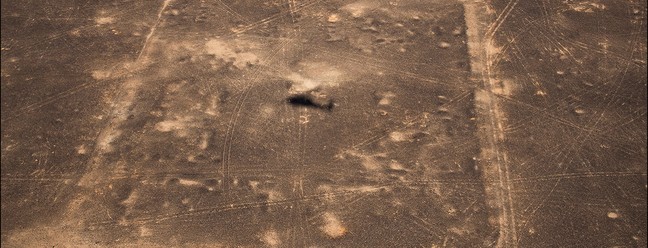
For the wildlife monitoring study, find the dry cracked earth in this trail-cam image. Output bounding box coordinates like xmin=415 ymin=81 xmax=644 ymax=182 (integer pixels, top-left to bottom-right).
xmin=1 ymin=0 xmax=646 ymax=247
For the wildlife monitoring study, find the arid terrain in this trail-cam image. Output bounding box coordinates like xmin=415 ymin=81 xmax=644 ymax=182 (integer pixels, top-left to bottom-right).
xmin=1 ymin=0 xmax=646 ymax=247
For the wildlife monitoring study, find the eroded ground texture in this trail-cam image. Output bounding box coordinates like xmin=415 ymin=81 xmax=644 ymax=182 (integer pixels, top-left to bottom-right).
xmin=1 ymin=0 xmax=646 ymax=247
